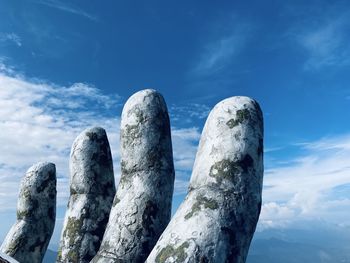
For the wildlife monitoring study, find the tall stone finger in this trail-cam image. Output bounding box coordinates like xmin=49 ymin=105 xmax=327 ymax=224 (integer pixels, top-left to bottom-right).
xmin=147 ymin=96 xmax=264 ymax=263
xmin=1 ymin=162 xmax=56 ymax=263
xmin=57 ymin=127 xmax=116 ymax=263
xmin=92 ymin=89 xmax=175 ymax=263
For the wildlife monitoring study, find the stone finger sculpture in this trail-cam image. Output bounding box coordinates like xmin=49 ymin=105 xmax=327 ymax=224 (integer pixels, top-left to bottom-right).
xmin=1 ymin=162 xmax=56 ymax=263
xmin=57 ymin=127 xmax=116 ymax=263
xmin=92 ymin=89 xmax=175 ymax=263
xmin=146 ymin=96 xmax=264 ymax=263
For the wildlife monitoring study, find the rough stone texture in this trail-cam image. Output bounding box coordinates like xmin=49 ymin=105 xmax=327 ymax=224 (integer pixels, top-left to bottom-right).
xmin=146 ymin=96 xmax=264 ymax=263
xmin=92 ymin=89 xmax=175 ymax=263
xmin=0 ymin=162 xmax=56 ymax=263
xmin=0 ymin=252 xmax=19 ymax=263
xmin=57 ymin=127 xmax=116 ymax=263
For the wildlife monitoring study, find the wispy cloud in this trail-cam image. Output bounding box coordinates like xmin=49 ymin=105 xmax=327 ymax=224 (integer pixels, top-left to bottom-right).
xmin=0 ymin=63 xmax=208 ymax=247
xmin=294 ymin=14 xmax=350 ymax=70
xmin=260 ymin=134 xmax=350 ymax=230
xmin=0 ymin=64 xmax=121 ymax=211
xmin=0 ymin=33 xmax=22 ymax=47
xmin=33 ymin=0 xmax=98 ymax=21
xmin=193 ymin=18 xmax=251 ymax=75
xmin=0 ymin=63 xmax=205 ymax=213
xmin=170 ymin=103 xmax=211 ymax=124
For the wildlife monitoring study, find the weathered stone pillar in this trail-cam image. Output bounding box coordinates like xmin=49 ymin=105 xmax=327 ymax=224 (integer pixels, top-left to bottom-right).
xmin=57 ymin=127 xmax=116 ymax=263
xmin=1 ymin=162 xmax=56 ymax=263
xmin=146 ymin=96 xmax=264 ymax=263
xmin=92 ymin=89 xmax=175 ymax=263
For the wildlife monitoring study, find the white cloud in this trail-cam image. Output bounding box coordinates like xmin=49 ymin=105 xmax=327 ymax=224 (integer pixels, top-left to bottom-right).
xmin=260 ymin=134 xmax=350 ymax=229
xmin=0 ymin=33 xmax=22 ymax=47
xmin=0 ymin=64 xmax=209 ymax=247
xmin=0 ymin=65 xmax=121 ymax=211
xmin=295 ymin=15 xmax=350 ymax=70
xmin=171 ymin=127 xmax=200 ymax=171
xmin=0 ymin=63 xmax=205 ymax=214
xmin=170 ymin=103 xmax=211 ymax=124
xmin=32 ymin=0 xmax=97 ymax=21
xmin=194 ymin=19 xmax=251 ymax=75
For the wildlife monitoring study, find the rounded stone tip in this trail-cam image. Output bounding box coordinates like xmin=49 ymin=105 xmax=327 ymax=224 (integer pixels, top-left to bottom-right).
xmin=119 ymin=89 xmax=172 ymax=175
xmin=128 ymin=89 xmax=159 ymax=100
xmin=27 ymin=162 xmax=56 ymax=174
xmin=70 ymin=126 xmax=114 ymax=195
xmin=121 ymin=89 xmax=166 ymax=121
xmin=22 ymin=162 xmax=56 ymax=192
xmin=73 ymin=126 xmax=107 ymax=144
xmin=189 ymin=95 xmax=263 ymax=190
xmin=17 ymin=162 xmax=56 ymax=220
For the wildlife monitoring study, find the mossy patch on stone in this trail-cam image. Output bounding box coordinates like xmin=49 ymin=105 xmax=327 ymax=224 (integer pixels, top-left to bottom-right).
xmin=113 ymin=196 xmax=120 ymax=207
xmin=155 ymin=241 xmax=189 ymax=263
xmin=63 ymin=217 xmax=84 ymax=248
xmin=209 ymin=155 xmax=254 ymax=184
xmin=17 ymin=210 xmax=29 ymax=219
xmin=226 ymin=109 xmax=251 ymax=128
xmin=122 ymin=124 xmax=141 ymax=147
xmin=184 ymin=195 xmax=218 ymax=220
xmin=5 ymin=235 xmax=25 ymax=254
xmin=86 ymin=131 xmax=99 ymax=141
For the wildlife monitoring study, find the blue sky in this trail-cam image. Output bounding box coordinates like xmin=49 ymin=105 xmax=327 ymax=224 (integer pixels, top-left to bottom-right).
xmin=1 ymin=0 xmax=350 ymax=254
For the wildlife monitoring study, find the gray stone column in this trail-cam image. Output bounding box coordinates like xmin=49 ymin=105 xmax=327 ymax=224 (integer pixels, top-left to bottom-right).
xmin=1 ymin=162 xmax=56 ymax=263
xmin=92 ymin=89 xmax=175 ymax=263
xmin=57 ymin=127 xmax=116 ymax=263
xmin=146 ymin=96 xmax=264 ymax=263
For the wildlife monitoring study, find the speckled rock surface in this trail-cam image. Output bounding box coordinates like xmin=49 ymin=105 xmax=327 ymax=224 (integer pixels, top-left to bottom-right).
xmin=57 ymin=127 xmax=116 ymax=263
xmin=0 ymin=252 xmax=19 ymax=263
xmin=92 ymin=89 xmax=175 ymax=263
xmin=146 ymin=96 xmax=264 ymax=263
xmin=1 ymin=162 xmax=56 ymax=263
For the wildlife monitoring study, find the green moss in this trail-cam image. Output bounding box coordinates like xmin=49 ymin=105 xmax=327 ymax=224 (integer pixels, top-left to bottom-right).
xmin=63 ymin=216 xmax=84 ymax=247
xmin=6 ymin=236 xmax=24 ymax=254
xmin=184 ymin=195 xmax=218 ymax=220
xmin=113 ymin=196 xmax=120 ymax=206
xmin=226 ymin=109 xmax=251 ymax=128
xmin=57 ymin=249 xmax=62 ymax=261
xmin=86 ymin=131 xmax=98 ymax=141
xmin=17 ymin=209 xmax=29 ymax=219
xmin=209 ymin=159 xmax=240 ymax=184
xmin=134 ymin=108 xmax=145 ymax=123
xmin=122 ymin=124 xmax=141 ymax=149
xmin=21 ymin=188 xmax=31 ymax=199
xmin=209 ymin=155 xmax=254 ymax=184
xmin=155 ymin=242 xmax=189 ymax=263
xmin=67 ymin=249 xmax=79 ymax=262
xmin=59 ymin=216 xmax=84 ymax=261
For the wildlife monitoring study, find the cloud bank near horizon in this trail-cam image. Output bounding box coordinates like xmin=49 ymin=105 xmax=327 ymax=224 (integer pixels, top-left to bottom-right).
xmin=1 ymin=62 xmax=350 ymax=233
xmin=0 ymin=63 xmax=199 ymax=213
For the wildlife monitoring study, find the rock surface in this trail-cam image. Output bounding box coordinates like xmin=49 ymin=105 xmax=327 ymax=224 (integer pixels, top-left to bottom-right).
xmin=92 ymin=89 xmax=175 ymax=263
xmin=146 ymin=96 xmax=264 ymax=263
xmin=57 ymin=127 xmax=116 ymax=263
xmin=0 ymin=252 xmax=19 ymax=263
xmin=1 ymin=162 xmax=56 ymax=263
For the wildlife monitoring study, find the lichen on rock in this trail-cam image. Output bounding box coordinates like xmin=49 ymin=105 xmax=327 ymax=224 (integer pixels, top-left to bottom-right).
xmin=57 ymin=127 xmax=116 ymax=263
xmin=146 ymin=96 xmax=264 ymax=263
xmin=0 ymin=162 xmax=56 ymax=263
xmin=92 ymin=89 xmax=175 ymax=263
